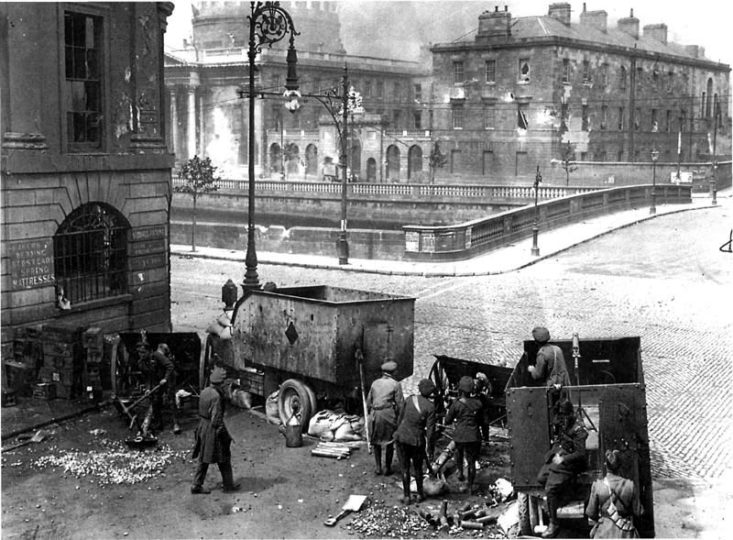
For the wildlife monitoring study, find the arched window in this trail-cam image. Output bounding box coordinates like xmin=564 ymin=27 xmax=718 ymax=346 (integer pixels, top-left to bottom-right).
xmin=269 ymin=143 xmax=282 ymax=175
xmin=366 ymin=158 xmax=377 ymax=182
xmin=386 ymin=145 xmax=400 ymax=181
xmin=408 ymin=145 xmax=423 ymax=180
xmin=305 ymin=144 xmax=318 ymax=177
xmin=54 ymin=203 xmax=129 ymax=304
xmin=349 ymin=139 xmax=362 ymax=179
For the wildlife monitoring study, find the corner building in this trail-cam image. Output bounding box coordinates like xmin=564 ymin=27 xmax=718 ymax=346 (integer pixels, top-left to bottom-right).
xmin=1 ymin=2 xmax=175 ymax=351
xmin=430 ymin=3 xmax=731 ymax=179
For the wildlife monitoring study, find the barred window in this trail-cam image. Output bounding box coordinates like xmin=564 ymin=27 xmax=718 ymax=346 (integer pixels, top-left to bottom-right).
xmin=54 ymin=203 xmax=129 ymax=304
xmin=65 ymin=11 xmax=103 ymax=151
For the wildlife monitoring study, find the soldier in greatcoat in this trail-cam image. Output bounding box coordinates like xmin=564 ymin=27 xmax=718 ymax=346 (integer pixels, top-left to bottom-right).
xmin=191 ymin=366 xmax=240 ymax=494
xmin=366 ymin=360 xmax=405 ymax=476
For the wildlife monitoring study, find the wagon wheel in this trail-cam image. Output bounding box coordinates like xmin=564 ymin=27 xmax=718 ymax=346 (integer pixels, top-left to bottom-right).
xmin=517 ymin=493 xmax=541 ymax=536
xmin=278 ymin=379 xmax=315 ymax=432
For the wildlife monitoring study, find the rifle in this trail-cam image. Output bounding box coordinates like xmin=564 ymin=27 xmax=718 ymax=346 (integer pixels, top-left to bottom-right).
xmin=355 ymin=345 xmax=372 ymax=454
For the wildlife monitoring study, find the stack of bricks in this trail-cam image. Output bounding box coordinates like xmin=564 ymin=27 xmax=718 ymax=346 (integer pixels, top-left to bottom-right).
xmin=38 ymin=324 xmax=84 ymax=400
xmin=83 ymin=327 xmax=104 ymax=400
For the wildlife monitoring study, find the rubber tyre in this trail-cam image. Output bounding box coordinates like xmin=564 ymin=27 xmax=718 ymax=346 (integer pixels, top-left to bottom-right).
xmin=278 ymin=379 xmax=314 ymax=432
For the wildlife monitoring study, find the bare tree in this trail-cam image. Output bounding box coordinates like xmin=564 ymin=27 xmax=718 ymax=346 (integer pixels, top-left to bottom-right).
xmin=560 ymin=141 xmax=578 ymax=186
xmin=174 ymin=155 xmax=220 ymax=252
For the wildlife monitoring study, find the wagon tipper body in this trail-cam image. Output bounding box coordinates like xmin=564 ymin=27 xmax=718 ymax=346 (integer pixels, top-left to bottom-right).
xmin=505 ymin=335 xmax=654 ymax=537
xmin=227 ymin=285 xmax=416 ymax=428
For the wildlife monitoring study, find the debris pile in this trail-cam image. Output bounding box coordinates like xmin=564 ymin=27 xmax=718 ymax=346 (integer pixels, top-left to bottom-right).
xmin=347 ymin=500 xmax=430 ymax=537
xmin=33 ymin=439 xmax=187 ymax=485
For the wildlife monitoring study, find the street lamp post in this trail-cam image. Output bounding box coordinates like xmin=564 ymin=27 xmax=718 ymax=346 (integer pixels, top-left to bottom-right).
xmin=531 ymin=165 xmax=542 ymax=256
xmin=650 ymin=148 xmax=659 ymax=215
xmin=242 ymin=1 xmax=299 ymax=291
xmin=286 ymin=66 xmax=362 ymax=264
xmin=711 ymin=100 xmax=719 ymax=205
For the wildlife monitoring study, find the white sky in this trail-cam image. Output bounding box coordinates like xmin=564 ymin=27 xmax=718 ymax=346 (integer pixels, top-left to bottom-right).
xmin=165 ymin=0 xmax=733 ymax=67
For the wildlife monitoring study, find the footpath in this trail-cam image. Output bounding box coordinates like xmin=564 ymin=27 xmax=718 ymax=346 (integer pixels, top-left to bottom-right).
xmin=171 ymin=192 xmax=727 ymax=277
xmin=2 ymin=191 xmax=727 ymax=442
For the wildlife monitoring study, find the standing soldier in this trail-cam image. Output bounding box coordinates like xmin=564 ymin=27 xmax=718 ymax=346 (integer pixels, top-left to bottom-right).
xmin=366 ymin=360 xmax=405 ymax=476
xmin=528 ymin=326 xmax=571 ymax=408
xmin=191 ymin=366 xmax=240 ymax=494
xmin=536 ymin=399 xmax=588 ymax=538
xmin=394 ymin=378 xmax=437 ymax=505
xmin=444 ymin=376 xmax=485 ymax=494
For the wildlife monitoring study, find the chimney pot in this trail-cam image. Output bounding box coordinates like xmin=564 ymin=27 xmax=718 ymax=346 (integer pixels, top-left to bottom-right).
xmin=583 ymin=2 xmax=586 ymax=12
xmin=495 ymin=6 xmax=498 ymax=11
xmin=630 ymin=8 xmax=634 ymax=17
xmin=505 ymin=5 xmax=508 ymax=11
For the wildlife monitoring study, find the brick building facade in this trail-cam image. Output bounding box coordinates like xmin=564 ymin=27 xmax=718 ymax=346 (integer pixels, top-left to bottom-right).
xmin=430 ymin=3 xmax=731 ymax=180
xmin=1 ymin=2 xmax=175 ymax=351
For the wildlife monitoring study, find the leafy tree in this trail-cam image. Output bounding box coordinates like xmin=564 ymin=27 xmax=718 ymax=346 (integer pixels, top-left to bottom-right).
xmin=428 ymin=141 xmax=448 ymax=184
xmin=560 ymin=141 xmax=578 ymax=186
xmin=174 ymin=155 xmax=220 ymax=252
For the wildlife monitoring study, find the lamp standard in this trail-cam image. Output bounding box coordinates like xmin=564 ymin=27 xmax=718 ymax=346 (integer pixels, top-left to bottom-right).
xmin=711 ymin=100 xmax=719 ymax=205
xmin=242 ymin=1 xmax=299 ymax=291
xmin=531 ymin=165 xmax=542 ymax=256
xmin=650 ymin=148 xmax=659 ymax=215
xmin=286 ymin=66 xmax=362 ymax=264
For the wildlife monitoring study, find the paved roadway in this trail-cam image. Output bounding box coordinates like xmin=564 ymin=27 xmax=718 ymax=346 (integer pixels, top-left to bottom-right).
xmin=171 ymin=202 xmax=732 ymax=482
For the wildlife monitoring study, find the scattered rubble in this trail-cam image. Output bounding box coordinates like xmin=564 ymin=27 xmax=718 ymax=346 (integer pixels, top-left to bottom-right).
xmin=33 ymin=439 xmax=187 ymax=486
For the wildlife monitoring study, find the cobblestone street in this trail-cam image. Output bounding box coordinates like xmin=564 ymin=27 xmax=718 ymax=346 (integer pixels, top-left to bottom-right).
xmin=172 ymin=203 xmax=732 ymax=483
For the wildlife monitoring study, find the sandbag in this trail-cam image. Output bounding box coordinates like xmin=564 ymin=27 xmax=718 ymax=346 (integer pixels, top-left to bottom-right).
xmin=231 ymin=389 xmax=252 ymax=409
xmin=308 ymin=410 xmax=365 ymax=441
xmin=265 ymin=390 xmax=280 ymax=424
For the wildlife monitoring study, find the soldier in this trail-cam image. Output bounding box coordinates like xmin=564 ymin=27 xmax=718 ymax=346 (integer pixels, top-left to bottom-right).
xmin=536 ymin=399 xmax=588 ymax=538
xmin=366 ymin=360 xmax=405 ymax=476
xmin=528 ymin=326 xmax=571 ymax=388
xmin=139 ymin=342 xmax=181 ymax=435
xmin=191 ymin=366 xmax=240 ymax=494
xmin=444 ymin=376 xmax=485 ymax=494
xmin=394 ymin=378 xmax=437 ymax=505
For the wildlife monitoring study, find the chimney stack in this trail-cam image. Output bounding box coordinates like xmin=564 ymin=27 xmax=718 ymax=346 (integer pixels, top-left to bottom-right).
xmin=643 ymin=24 xmax=668 ymax=44
xmin=548 ymin=2 xmax=572 ymax=26
xmin=477 ymin=6 xmax=512 ymax=40
xmin=617 ymin=8 xmax=639 ymax=39
xmin=580 ymin=9 xmax=608 ymax=32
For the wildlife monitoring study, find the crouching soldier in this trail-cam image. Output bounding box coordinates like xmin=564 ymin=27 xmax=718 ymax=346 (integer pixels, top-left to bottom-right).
xmin=536 ymin=399 xmax=588 ymax=538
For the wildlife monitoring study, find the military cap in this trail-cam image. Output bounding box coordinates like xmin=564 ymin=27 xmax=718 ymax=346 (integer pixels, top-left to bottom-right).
xmin=458 ymin=375 xmax=474 ymax=394
xmin=381 ymin=360 xmax=398 ymax=373
xmin=532 ymin=326 xmax=551 ymax=343
xmin=418 ymin=378 xmax=436 ymax=397
xmin=209 ymin=366 xmax=227 ymax=384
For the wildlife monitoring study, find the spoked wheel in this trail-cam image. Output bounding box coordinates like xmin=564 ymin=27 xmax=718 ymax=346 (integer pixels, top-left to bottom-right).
xmin=278 ymin=379 xmax=315 ymax=432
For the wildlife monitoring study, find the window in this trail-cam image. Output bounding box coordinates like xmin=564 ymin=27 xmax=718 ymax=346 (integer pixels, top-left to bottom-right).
xmin=597 ymin=150 xmax=607 ymax=161
xmin=413 ymin=111 xmax=422 ymax=130
xmin=582 ymin=105 xmax=589 ymax=131
xmin=600 ymin=64 xmax=609 ymax=87
xmin=666 ymin=110 xmax=671 ymax=132
xmin=518 ymin=58 xmax=530 ymax=83
xmin=452 ymin=106 xmax=464 ymax=129
xmin=485 ymin=59 xmax=496 ymax=83
xmin=601 ymin=105 xmax=608 ymax=130
xmin=376 ymin=81 xmax=384 ymax=98
xmin=65 ymin=11 xmax=103 ymax=151
xmin=583 ymin=60 xmax=591 ymax=83
xmin=54 ymin=203 xmax=129 ymax=304
xmin=562 ymin=58 xmax=570 ymax=83
xmin=634 ymin=108 xmax=642 ymax=131
xmin=414 ymin=83 xmax=422 ymax=102
xmin=392 ymin=110 xmax=402 ymax=129
xmin=667 ymin=71 xmax=674 ymax=93
xmin=453 ymin=61 xmax=464 ymax=84
xmin=651 ymin=109 xmax=658 ymax=132
xmin=484 ymin=105 xmax=495 ymax=129
xmin=620 ymin=66 xmax=627 ymax=90
xmin=393 ymin=81 xmax=401 ymax=100
xmin=617 ymin=150 xmax=624 ymax=161
xmin=618 ymin=107 xmax=625 ymax=130
xmin=363 ymin=80 xmax=371 ymax=97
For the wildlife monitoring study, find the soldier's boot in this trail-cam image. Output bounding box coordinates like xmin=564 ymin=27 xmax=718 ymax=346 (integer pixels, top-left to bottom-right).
xmin=542 ymin=496 xmax=560 ymax=538
xmin=416 ymin=473 xmax=426 ymax=502
xmin=374 ymin=446 xmax=383 ymax=475
xmin=384 ymin=444 xmax=394 ymax=476
xmin=172 ymin=407 xmax=182 ymax=434
xmin=401 ymin=472 xmax=412 ymax=505
xmin=191 ymin=463 xmax=211 ymax=494
xmin=220 ymin=462 xmax=241 ymax=492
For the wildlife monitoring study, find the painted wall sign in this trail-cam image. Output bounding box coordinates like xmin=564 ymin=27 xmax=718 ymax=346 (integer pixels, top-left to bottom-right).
xmin=6 ymin=239 xmax=54 ymax=289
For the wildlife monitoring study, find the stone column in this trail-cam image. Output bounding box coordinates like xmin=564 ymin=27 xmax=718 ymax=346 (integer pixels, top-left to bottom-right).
xmin=169 ymin=88 xmax=178 ymax=155
xmin=187 ymin=86 xmax=197 ymax=160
